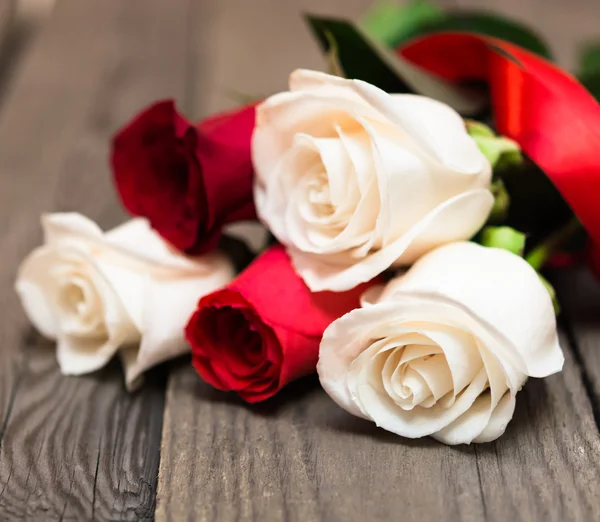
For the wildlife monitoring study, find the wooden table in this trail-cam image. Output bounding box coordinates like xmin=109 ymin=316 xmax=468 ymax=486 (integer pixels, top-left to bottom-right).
xmin=0 ymin=1 xmax=599 ymax=520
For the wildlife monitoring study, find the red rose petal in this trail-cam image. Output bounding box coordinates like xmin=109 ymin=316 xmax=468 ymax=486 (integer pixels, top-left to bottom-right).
xmin=186 ymin=245 xmax=379 ymax=402
xmin=111 ymin=100 xmax=257 ymax=255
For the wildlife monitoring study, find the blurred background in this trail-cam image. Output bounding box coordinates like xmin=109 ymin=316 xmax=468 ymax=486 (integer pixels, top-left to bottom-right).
xmin=1 ymin=0 xmax=599 ymax=121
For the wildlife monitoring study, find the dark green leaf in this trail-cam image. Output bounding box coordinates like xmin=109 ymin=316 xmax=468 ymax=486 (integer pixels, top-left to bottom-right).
xmin=579 ymin=42 xmax=600 ymax=77
xmin=306 ymin=15 xmax=485 ymax=115
xmin=362 ymin=3 xmax=552 ymax=60
xmin=580 ymin=73 xmax=600 ymax=100
xmin=424 ymin=12 xmax=552 ymax=59
xmin=500 ymin=159 xmax=575 ymax=251
xmin=578 ymin=42 xmax=600 ymax=100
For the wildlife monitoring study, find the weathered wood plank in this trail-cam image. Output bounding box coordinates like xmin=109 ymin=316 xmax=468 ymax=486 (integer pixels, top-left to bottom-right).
xmin=555 ymin=269 xmax=600 ymax=430
xmin=156 ymin=342 xmax=600 ymax=522
xmin=156 ymin=0 xmax=600 ymax=521
xmin=0 ymin=1 xmax=15 ymax=49
xmin=0 ymin=0 xmax=191 ymax=519
xmin=187 ymin=0 xmax=383 ymax=118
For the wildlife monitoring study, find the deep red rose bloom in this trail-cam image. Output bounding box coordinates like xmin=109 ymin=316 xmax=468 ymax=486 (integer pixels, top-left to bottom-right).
xmin=186 ymin=245 xmax=377 ymax=403
xmin=399 ymin=33 xmax=600 ymax=275
xmin=111 ymin=100 xmax=257 ymax=254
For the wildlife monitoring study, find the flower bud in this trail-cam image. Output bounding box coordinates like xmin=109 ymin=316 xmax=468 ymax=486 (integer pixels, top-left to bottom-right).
xmin=466 ymin=120 xmax=522 ymax=170
xmin=480 ymin=226 xmax=526 ymax=256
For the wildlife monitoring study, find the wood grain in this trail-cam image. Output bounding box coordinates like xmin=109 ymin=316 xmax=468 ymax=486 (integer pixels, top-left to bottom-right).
xmin=554 ymin=269 xmax=600 ymax=431
xmin=0 ymin=0 xmax=191 ymax=519
xmin=156 ymin=342 xmax=600 ymax=522
xmin=156 ymin=1 xmax=600 ymax=521
xmin=0 ymin=1 xmax=15 ymax=49
xmin=0 ymin=0 xmax=599 ymax=520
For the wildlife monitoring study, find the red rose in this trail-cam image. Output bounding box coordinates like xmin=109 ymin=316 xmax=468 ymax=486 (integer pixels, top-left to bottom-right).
xmin=111 ymin=100 xmax=256 ymax=255
xmin=186 ymin=245 xmax=377 ymax=402
xmin=399 ymin=33 xmax=600 ymax=274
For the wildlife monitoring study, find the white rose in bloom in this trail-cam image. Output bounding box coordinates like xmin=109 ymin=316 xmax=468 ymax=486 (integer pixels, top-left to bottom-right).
xmin=318 ymin=242 xmax=564 ymax=445
xmin=16 ymin=213 xmax=234 ymax=390
xmin=253 ymin=69 xmax=493 ymax=292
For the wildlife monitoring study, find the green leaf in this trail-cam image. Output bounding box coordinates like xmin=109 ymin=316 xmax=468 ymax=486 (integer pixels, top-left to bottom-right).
xmin=579 ymin=42 xmax=600 ymax=77
xmin=580 ymin=73 xmax=600 ymax=100
xmin=578 ymin=42 xmax=600 ymax=100
xmin=499 ymin=158 xmax=575 ymax=249
xmin=362 ymin=2 xmax=552 ymax=59
xmin=479 ymin=226 xmax=526 ymax=256
xmin=306 ymin=15 xmax=486 ymax=115
xmin=360 ymin=0 xmax=443 ymax=47
xmin=424 ymin=12 xmax=553 ymax=59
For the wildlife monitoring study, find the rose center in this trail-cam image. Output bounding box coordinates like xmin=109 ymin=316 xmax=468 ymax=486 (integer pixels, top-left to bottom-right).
xmin=380 ymin=345 xmax=454 ymax=411
xmin=55 ymin=271 xmax=105 ymax=337
xmin=307 ymin=171 xmax=335 ymax=217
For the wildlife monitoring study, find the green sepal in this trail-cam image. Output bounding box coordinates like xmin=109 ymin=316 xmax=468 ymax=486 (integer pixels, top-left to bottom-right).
xmin=538 ymin=274 xmax=561 ymax=315
xmin=466 ymin=120 xmax=522 ymax=169
xmin=489 ymin=180 xmax=510 ymax=224
xmin=479 ymin=226 xmax=526 ymax=256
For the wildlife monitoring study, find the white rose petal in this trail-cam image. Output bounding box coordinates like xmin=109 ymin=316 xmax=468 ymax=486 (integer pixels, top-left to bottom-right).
xmin=253 ymin=69 xmax=493 ymax=291
xmin=318 ymin=242 xmax=564 ymax=444
xmin=16 ymin=213 xmax=235 ymax=390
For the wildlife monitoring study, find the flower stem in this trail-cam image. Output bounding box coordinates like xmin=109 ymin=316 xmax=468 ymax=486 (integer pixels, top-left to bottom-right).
xmin=525 ymin=217 xmax=582 ymax=271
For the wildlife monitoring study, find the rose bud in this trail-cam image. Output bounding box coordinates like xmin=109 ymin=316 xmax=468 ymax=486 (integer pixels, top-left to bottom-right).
xmin=318 ymin=242 xmax=564 ymax=445
xmin=111 ymin=100 xmax=256 ymax=255
xmin=15 ymin=213 xmax=234 ymax=390
xmin=186 ymin=244 xmax=377 ymax=402
xmin=252 ymin=69 xmax=493 ymax=292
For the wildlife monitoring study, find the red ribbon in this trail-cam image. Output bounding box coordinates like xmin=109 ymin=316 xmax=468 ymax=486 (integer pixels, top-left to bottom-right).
xmin=398 ymin=33 xmax=600 ymax=273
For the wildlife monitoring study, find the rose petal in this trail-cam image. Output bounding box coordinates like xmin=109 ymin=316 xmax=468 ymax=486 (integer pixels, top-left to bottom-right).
xmin=292 ymin=189 xmax=494 ymax=291
xmin=123 ymin=252 xmax=234 ymax=390
xmin=318 ymin=242 xmax=563 ymax=444
xmin=15 ymin=247 xmax=60 ymax=339
xmin=56 ymin=330 xmax=132 ymax=376
xmin=355 ymin=367 xmax=489 ymax=439
xmin=393 ymin=242 xmax=564 ymax=377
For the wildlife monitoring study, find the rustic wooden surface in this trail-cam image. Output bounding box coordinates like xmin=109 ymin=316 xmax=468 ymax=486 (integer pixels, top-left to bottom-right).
xmin=0 ymin=1 xmax=188 ymax=520
xmin=0 ymin=0 xmax=598 ymax=521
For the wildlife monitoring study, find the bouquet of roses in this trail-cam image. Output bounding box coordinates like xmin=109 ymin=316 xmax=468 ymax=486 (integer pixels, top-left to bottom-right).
xmin=17 ymin=1 xmax=600 ymax=445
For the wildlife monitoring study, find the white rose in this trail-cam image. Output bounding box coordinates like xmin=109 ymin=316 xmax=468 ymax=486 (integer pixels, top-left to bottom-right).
xmin=16 ymin=213 xmax=234 ymax=390
xmin=317 ymin=242 xmax=564 ymax=445
xmin=253 ymin=69 xmax=493 ymax=292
